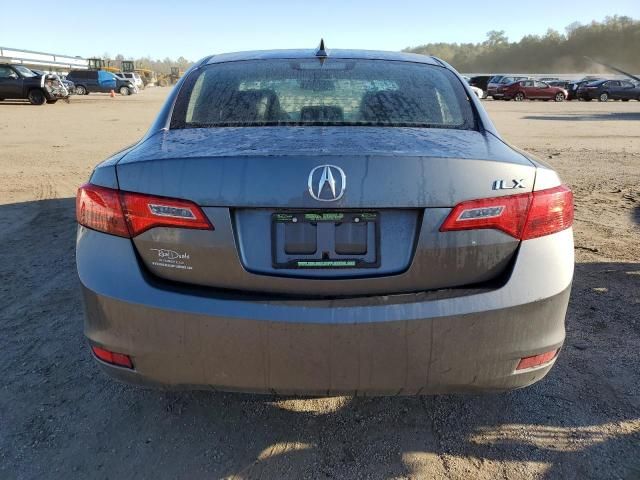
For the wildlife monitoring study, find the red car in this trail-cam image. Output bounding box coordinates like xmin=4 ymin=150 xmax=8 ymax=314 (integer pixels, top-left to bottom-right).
xmin=499 ymin=80 xmax=568 ymax=102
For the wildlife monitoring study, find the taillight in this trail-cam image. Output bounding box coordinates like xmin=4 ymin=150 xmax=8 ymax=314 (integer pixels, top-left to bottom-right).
xmin=120 ymin=190 xmax=212 ymax=236
xmin=521 ymin=185 xmax=573 ymax=240
xmin=440 ymin=185 xmax=573 ymax=240
xmin=76 ymin=184 xmax=129 ymax=237
xmin=76 ymin=183 xmax=213 ymax=237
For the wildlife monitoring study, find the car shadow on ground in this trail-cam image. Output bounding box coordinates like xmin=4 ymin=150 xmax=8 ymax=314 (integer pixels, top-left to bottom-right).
xmin=522 ymin=111 xmax=640 ymax=122
xmin=0 ymin=198 xmax=638 ymax=479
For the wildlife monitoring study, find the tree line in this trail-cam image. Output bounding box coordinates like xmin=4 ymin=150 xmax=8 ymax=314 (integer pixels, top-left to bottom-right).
xmin=403 ymin=16 xmax=639 ymax=73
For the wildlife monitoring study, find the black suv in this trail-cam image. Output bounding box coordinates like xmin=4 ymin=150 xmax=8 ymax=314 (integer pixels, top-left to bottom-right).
xmin=0 ymin=64 xmax=58 ymax=105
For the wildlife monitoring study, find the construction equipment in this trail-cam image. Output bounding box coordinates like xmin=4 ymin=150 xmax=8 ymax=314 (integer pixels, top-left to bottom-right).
xmin=87 ymin=58 xmax=105 ymax=70
xmin=87 ymin=57 xmax=120 ymax=74
xmin=121 ymin=60 xmax=135 ymax=73
xmin=120 ymin=60 xmax=155 ymax=87
xmin=135 ymin=68 xmax=157 ymax=87
xmin=88 ymin=57 xmax=183 ymax=87
xmin=156 ymin=67 xmax=184 ymax=87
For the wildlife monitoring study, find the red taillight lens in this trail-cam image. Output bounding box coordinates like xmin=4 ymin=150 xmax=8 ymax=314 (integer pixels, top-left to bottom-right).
xmin=120 ymin=191 xmax=212 ymax=236
xmin=516 ymin=349 xmax=558 ymax=370
xmin=521 ymin=185 xmax=573 ymax=240
xmin=91 ymin=345 xmax=133 ymax=369
xmin=440 ymin=191 xmax=531 ymax=238
xmin=76 ymin=184 xmax=213 ymax=237
xmin=76 ymin=184 xmax=129 ymax=237
xmin=440 ymin=185 xmax=573 ymax=240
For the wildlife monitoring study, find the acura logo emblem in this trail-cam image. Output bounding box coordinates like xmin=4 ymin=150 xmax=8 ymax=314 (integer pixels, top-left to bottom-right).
xmin=308 ymin=165 xmax=346 ymax=202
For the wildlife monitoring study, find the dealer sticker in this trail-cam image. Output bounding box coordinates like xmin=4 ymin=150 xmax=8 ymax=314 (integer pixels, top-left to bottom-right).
xmin=150 ymin=248 xmax=193 ymax=270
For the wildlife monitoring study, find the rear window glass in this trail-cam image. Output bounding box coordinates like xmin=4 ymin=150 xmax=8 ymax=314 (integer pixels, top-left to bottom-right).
xmin=171 ymin=59 xmax=476 ymax=130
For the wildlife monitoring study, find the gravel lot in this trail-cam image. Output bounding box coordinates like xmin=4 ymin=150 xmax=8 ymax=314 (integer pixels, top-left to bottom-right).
xmin=0 ymin=90 xmax=638 ymax=479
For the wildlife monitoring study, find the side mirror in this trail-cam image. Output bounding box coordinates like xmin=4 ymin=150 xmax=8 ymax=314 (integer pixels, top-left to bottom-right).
xmin=9 ymin=72 xmax=18 ymax=79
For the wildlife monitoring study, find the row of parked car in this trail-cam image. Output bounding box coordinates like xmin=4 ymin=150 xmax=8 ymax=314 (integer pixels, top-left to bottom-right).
xmin=469 ymin=75 xmax=640 ymax=102
xmin=0 ymin=63 xmax=141 ymax=105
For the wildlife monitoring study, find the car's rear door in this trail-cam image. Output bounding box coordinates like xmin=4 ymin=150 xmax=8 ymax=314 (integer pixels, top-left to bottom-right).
xmin=606 ymin=81 xmax=620 ymax=98
xmin=520 ymin=80 xmax=534 ymax=98
xmin=0 ymin=66 xmax=23 ymax=98
xmin=531 ymin=81 xmax=545 ymax=99
xmin=68 ymin=71 xmax=85 ymax=88
xmin=619 ymin=81 xmax=635 ymax=99
xmin=85 ymin=71 xmax=99 ymax=90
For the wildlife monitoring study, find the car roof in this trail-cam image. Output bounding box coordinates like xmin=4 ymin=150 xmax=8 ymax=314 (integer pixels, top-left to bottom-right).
xmin=203 ymin=49 xmax=443 ymax=66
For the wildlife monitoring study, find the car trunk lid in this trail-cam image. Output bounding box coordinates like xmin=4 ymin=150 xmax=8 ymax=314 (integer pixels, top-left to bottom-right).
xmin=117 ymin=127 xmax=535 ymax=296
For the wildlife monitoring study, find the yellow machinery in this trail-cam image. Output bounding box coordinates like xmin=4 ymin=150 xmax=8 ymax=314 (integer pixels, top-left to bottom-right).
xmin=88 ymin=58 xmax=182 ymax=87
xmin=87 ymin=58 xmax=119 ymax=73
xmin=135 ymin=68 xmax=157 ymax=87
xmin=156 ymin=67 xmax=184 ymax=87
xmin=120 ymin=60 xmax=156 ymax=87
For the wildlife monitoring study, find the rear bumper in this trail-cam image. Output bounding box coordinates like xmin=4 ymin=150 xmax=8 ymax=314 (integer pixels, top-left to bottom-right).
xmin=77 ymin=227 xmax=574 ymax=395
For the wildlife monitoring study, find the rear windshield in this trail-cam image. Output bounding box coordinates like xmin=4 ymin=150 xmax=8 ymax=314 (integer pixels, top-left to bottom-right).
xmin=171 ymin=59 xmax=476 ymax=130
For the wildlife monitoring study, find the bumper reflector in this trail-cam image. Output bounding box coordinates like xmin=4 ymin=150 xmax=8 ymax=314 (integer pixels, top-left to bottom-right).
xmin=91 ymin=345 xmax=133 ymax=369
xmin=516 ymin=349 xmax=558 ymax=370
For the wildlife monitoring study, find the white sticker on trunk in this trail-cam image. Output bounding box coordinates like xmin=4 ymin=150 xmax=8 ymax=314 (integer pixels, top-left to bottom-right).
xmin=150 ymin=249 xmax=193 ymax=270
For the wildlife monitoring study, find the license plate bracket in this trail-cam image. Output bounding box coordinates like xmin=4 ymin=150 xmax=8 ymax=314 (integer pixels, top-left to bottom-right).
xmin=271 ymin=211 xmax=380 ymax=269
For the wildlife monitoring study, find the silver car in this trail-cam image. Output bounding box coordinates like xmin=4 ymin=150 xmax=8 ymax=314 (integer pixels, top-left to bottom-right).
xmin=76 ymin=47 xmax=574 ymax=395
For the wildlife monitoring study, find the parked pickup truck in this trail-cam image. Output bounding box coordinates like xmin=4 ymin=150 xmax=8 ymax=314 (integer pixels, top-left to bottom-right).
xmin=0 ymin=64 xmax=60 ymax=104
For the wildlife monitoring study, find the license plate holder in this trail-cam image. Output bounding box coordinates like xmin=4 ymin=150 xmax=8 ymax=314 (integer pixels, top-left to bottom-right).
xmin=271 ymin=211 xmax=380 ymax=269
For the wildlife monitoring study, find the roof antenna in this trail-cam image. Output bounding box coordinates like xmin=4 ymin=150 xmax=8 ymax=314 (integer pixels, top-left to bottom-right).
xmin=315 ymin=38 xmax=328 ymax=58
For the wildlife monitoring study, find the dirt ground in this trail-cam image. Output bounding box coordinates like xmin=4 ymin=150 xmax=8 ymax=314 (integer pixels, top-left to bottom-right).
xmin=0 ymin=90 xmax=638 ymax=479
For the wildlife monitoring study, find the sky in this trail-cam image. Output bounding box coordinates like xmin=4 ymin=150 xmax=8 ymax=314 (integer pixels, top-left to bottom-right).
xmin=1 ymin=0 xmax=638 ymax=61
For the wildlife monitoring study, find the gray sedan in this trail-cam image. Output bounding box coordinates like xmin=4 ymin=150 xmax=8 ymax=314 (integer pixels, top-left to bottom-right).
xmin=76 ymin=47 xmax=574 ymax=395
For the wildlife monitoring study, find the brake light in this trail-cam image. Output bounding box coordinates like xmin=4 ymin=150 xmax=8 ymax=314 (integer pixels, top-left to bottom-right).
xmin=76 ymin=183 xmax=213 ymax=237
xmin=521 ymin=185 xmax=573 ymax=239
xmin=440 ymin=185 xmax=573 ymax=240
xmin=76 ymin=184 xmax=129 ymax=237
